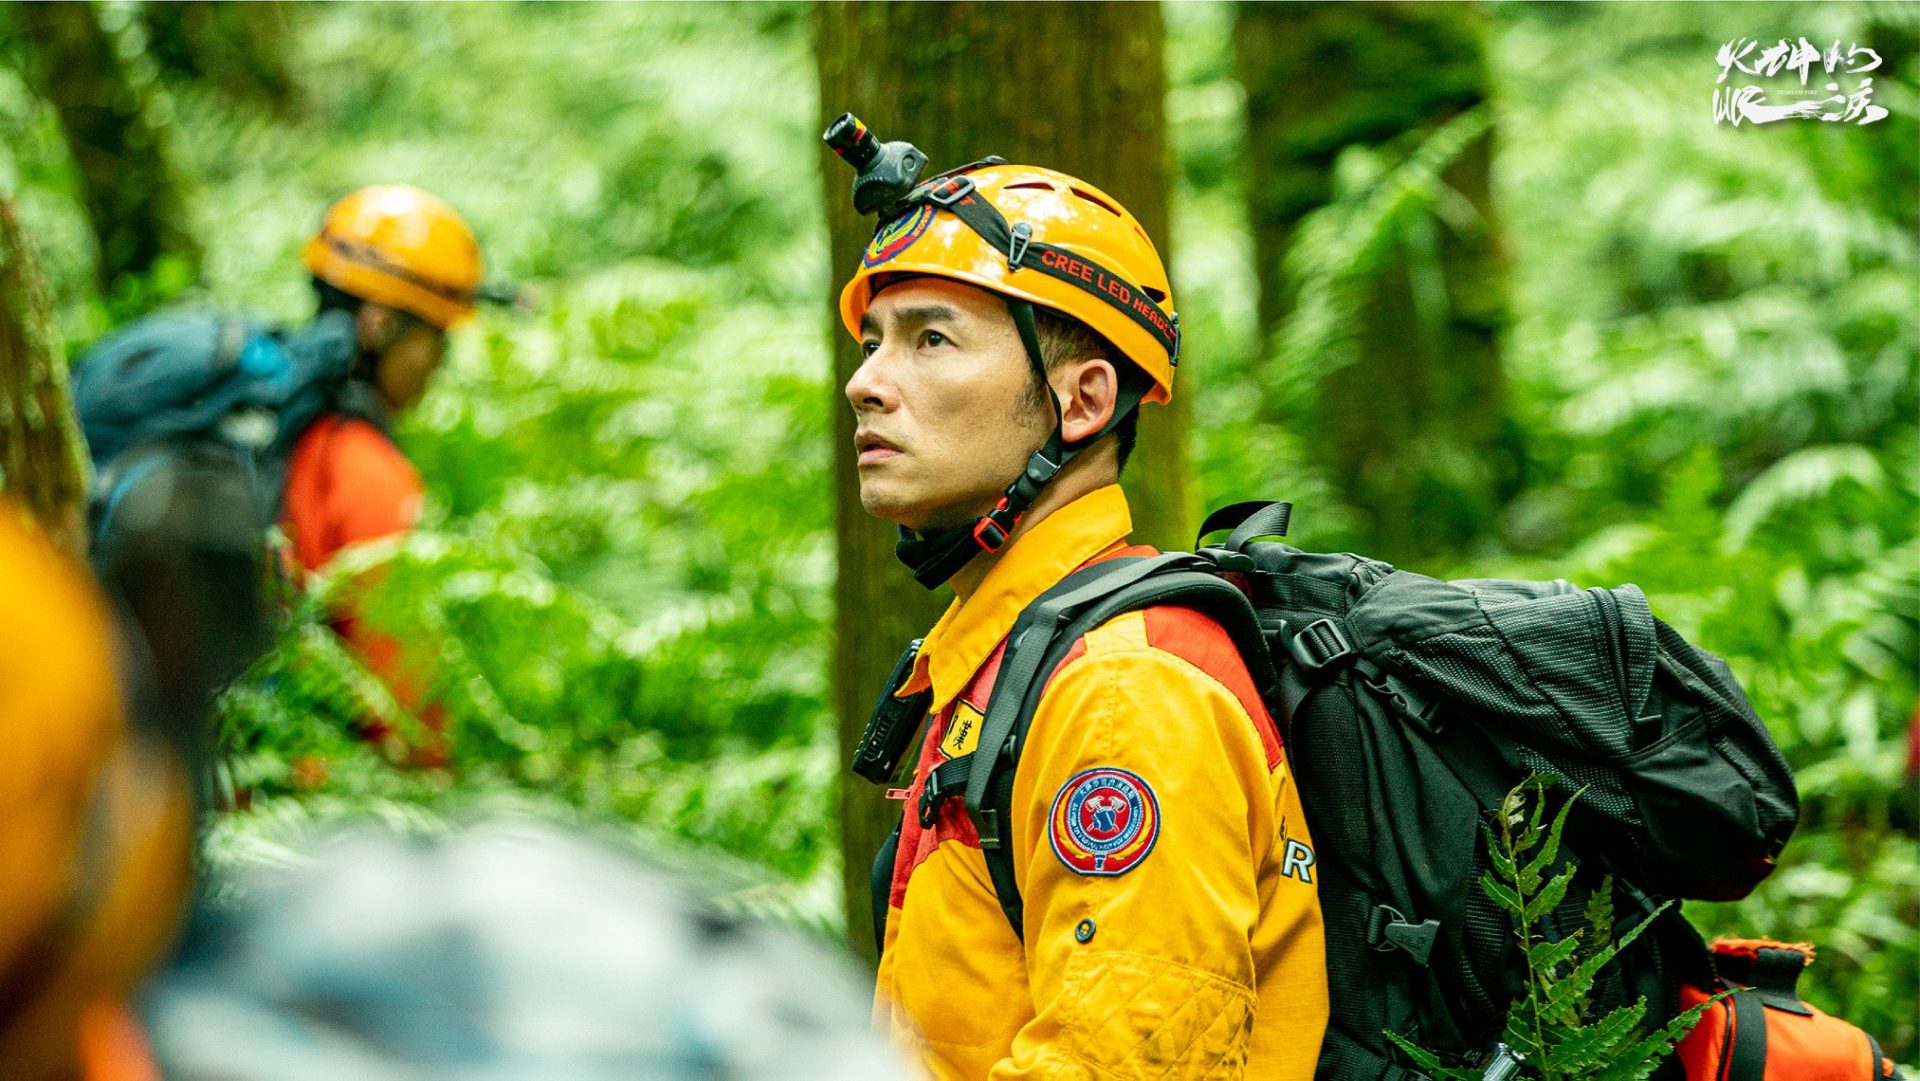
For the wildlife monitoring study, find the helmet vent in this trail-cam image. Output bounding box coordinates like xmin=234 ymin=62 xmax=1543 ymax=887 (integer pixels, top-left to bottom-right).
xmin=1068 ymin=187 xmax=1121 ymax=216
xmin=1142 ymin=286 xmax=1167 ymax=303
xmin=1003 ymin=182 xmax=1055 ymax=192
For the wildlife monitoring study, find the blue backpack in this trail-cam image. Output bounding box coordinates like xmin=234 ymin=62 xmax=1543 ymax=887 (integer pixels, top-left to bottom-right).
xmin=71 ymin=309 xmax=364 ymax=547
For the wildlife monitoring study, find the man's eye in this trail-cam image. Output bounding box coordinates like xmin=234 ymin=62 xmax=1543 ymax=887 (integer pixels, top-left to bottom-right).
xmin=862 ymin=340 xmax=880 ymax=356
xmin=923 ymin=331 xmax=948 ymax=348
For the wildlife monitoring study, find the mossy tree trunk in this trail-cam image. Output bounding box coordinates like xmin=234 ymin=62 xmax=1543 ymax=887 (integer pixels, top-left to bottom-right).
xmin=815 ymin=0 xmax=1183 ymax=957
xmin=141 ymin=1 xmax=299 ymax=114
xmin=14 ymin=0 xmax=201 ymax=307
xmin=1238 ymin=1 xmax=1514 ymax=564
xmin=0 ymin=200 xmax=89 ymax=559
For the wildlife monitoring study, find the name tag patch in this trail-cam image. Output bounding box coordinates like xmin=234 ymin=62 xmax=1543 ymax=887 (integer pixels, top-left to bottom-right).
xmin=1049 ymin=767 xmax=1159 ymax=876
xmin=939 ymin=702 xmax=984 ymax=759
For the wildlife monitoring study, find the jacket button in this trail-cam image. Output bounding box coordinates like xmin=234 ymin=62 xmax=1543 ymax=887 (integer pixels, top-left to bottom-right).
xmin=1074 ymin=918 xmax=1096 ymax=944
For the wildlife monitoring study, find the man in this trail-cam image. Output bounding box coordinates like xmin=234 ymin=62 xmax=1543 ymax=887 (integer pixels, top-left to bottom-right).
xmin=75 ymin=182 xmax=484 ymax=765
xmin=0 ymin=503 xmax=195 ymax=1080
xmin=278 ymin=184 xmax=486 ymax=760
xmin=841 ymin=163 xmax=1328 ymax=1077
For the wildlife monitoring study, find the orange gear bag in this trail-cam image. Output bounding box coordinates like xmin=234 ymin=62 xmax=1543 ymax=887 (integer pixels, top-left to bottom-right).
xmin=1675 ymin=938 xmax=1904 ymax=1080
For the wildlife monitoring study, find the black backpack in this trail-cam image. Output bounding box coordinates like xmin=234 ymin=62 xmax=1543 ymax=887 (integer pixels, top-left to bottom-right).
xmin=858 ymin=500 xmax=1799 ymax=1080
xmin=70 ymin=308 xmax=377 ymax=552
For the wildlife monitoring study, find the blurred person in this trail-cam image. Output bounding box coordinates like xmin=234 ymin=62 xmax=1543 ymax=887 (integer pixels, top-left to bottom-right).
xmin=832 ymin=128 xmax=1328 ymax=1077
xmin=73 ymin=184 xmax=501 ymax=767
xmin=0 ymin=503 xmax=196 ymax=1081
xmin=142 ymin=822 xmax=914 ymax=1081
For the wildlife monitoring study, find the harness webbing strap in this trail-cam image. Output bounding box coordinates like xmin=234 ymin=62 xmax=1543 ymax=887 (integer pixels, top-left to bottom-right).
xmin=1723 ymin=989 xmax=1769 ymax=1081
xmin=1318 ymin=1026 xmax=1434 ymax=1081
xmin=914 ymin=180 xmax=1179 ymax=359
xmin=934 ymin=557 xmax=1274 ymax=940
xmin=870 ymin=823 xmax=901 ymax=959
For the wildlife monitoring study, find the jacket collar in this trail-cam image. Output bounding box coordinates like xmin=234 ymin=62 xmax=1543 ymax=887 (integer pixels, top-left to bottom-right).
xmin=897 ymin=484 xmax=1132 ymax=713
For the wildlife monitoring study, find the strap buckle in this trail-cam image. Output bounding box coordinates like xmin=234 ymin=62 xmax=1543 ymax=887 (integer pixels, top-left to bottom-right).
xmin=1287 ymin=617 xmax=1355 ymax=674
xmin=1367 ymin=904 xmax=1440 ymax=965
xmin=973 ymin=807 xmax=1003 ymax=849
xmin=1008 ymin=221 xmax=1033 ymax=270
xmin=972 ymin=496 xmax=1018 ymax=554
xmin=924 ymin=175 xmax=976 ymax=208
xmin=918 ymin=766 xmax=964 ymax=828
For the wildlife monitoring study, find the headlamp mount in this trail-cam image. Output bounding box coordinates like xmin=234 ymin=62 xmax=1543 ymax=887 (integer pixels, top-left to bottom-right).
xmin=824 ymin=113 xmax=930 ymax=218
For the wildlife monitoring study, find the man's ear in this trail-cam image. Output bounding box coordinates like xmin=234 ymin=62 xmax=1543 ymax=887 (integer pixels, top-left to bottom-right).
xmin=1055 ymin=357 xmax=1117 ymax=444
xmin=355 ymin=303 xmax=399 ymax=352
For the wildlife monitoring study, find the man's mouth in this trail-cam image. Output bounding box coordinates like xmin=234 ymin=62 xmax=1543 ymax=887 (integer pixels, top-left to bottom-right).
xmin=856 ymin=432 xmax=902 ymax=463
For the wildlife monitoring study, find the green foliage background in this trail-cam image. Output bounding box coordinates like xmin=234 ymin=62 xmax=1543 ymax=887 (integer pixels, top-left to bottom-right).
xmin=1 ymin=0 xmax=1912 ymax=1059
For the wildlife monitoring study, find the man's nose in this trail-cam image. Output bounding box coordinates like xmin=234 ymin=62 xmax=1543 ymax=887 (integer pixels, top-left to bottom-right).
xmin=845 ymin=346 xmax=897 ymax=412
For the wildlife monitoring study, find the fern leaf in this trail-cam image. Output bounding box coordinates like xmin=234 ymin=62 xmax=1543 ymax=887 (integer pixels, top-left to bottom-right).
xmin=1482 ymin=870 xmax=1525 ymax=914
xmin=1594 ymin=992 xmax=1729 ymax=1081
xmin=1544 ymin=999 xmax=1649 ymax=1073
xmin=1528 ymin=932 xmax=1583 ymax=976
xmin=1580 ymin=874 xmax=1616 ymax=967
xmin=1541 ymin=901 xmax=1674 ymax=1019
xmin=1501 ymin=1012 xmax=1546 ymax=1061
xmin=1383 ymin=1031 xmax=1443 ymax=1072
xmin=1485 ymin=823 xmax=1521 ymax=887
xmin=1382 ymin=1032 xmax=1484 ymax=1081
xmin=1524 ymin=864 xmax=1578 ymax=924
xmin=1519 ymin=785 xmax=1585 ymax=889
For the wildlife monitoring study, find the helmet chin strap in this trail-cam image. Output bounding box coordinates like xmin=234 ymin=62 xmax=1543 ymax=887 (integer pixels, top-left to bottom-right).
xmin=895 ymin=298 xmax=1147 ymax=590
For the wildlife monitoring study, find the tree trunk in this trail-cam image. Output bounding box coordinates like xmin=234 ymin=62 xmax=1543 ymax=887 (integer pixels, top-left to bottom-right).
xmin=815 ymin=0 xmax=1183 ymax=957
xmin=14 ymin=0 xmax=201 ymax=306
xmin=141 ymin=1 xmax=299 ymax=114
xmin=1238 ymin=1 xmax=1512 ymax=564
xmin=0 ymin=200 xmax=89 ymax=559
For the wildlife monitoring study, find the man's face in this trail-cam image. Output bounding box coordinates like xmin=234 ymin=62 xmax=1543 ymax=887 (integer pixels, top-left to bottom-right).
xmin=357 ymin=304 xmax=448 ymax=414
xmin=846 ymin=277 xmax=1051 ymax=532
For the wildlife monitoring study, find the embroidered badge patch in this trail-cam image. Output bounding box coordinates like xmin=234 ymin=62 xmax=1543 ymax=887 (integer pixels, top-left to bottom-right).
xmin=1049 ymin=767 xmax=1160 ymax=876
xmin=939 ymin=702 xmax=984 ymax=759
xmin=862 ymin=204 xmax=935 ymax=267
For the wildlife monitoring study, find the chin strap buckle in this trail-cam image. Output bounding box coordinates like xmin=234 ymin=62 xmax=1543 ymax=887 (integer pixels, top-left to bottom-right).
xmin=971 ymin=496 xmax=1019 ymax=553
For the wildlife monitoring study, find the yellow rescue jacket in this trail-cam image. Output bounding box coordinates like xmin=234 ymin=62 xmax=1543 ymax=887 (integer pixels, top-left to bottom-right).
xmin=874 ymin=485 xmax=1329 ymax=1079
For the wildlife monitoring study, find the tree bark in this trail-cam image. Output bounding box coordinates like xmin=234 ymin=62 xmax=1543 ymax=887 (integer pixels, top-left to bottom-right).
xmin=0 ymin=200 xmax=89 ymax=559
xmin=815 ymin=0 xmax=1183 ymax=957
xmin=14 ymin=0 xmax=201 ymax=305
xmin=141 ymin=1 xmax=299 ymax=114
xmin=1238 ymin=1 xmax=1512 ymax=563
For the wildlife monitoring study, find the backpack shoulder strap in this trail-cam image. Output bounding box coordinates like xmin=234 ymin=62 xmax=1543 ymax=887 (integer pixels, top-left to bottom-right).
xmin=957 ymin=552 xmax=1276 ymax=938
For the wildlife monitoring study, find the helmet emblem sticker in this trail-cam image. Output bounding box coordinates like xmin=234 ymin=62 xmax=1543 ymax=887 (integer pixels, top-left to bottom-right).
xmin=1049 ymin=767 xmax=1160 ymax=876
xmin=862 ymin=204 xmax=935 ymax=267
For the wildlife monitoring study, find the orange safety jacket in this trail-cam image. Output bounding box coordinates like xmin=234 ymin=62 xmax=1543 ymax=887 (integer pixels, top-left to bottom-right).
xmin=281 ymin=414 xmax=446 ymax=762
xmin=76 ymin=1004 xmax=161 ymax=1081
xmin=874 ymin=485 xmax=1328 ymax=1079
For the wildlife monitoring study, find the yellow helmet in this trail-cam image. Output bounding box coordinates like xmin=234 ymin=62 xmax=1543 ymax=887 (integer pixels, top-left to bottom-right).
xmin=0 ymin=505 xmax=193 ymax=1074
xmin=301 ymin=184 xmax=483 ymax=329
xmin=838 ymin=163 xmax=1178 ymax=404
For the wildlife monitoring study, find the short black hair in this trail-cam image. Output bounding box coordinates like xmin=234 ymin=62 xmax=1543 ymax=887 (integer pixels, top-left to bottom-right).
xmin=313 ymin=276 xmax=364 ymax=316
xmin=1027 ymin=306 xmax=1141 ymax=473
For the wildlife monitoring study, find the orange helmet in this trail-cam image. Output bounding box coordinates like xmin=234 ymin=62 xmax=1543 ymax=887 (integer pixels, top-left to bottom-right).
xmin=838 ymin=164 xmax=1178 ymax=404
xmin=0 ymin=505 xmax=193 ymax=1074
xmin=301 ymin=185 xmax=483 ymax=329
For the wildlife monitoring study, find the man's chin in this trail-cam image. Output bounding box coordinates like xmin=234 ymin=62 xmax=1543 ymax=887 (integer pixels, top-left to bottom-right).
xmin=859 ymin=487 xmax=990 ymax=536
